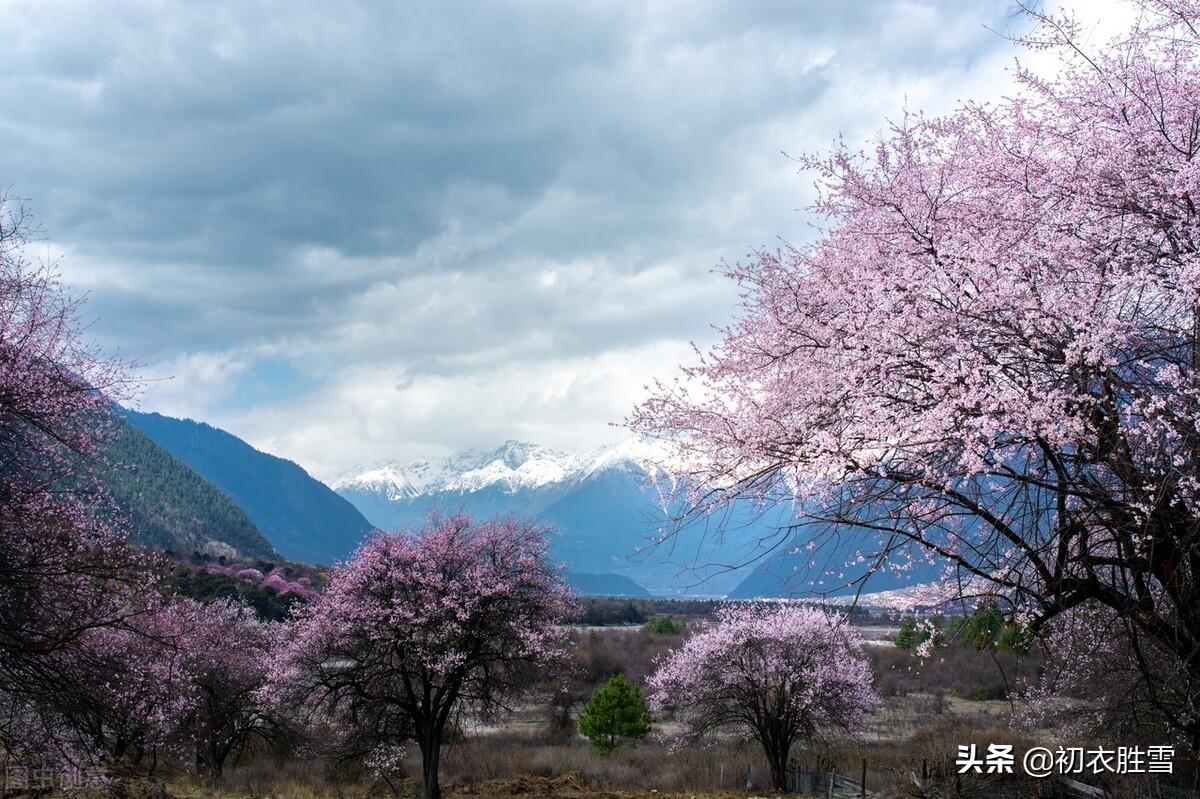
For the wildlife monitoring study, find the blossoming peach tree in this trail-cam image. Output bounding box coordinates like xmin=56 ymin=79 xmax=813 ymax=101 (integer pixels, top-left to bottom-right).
xmin=270 ymin=514 xmax=573 ymax=799
xmin=648 ymin=604 xmax=876 ymax=791
xmin=0 ymin=194 xmax=151 ymax=764
xmin=631 ymin=0 xmax=1200 ymax=753
xmin=0 ymin=196 xmax=277 ymax=780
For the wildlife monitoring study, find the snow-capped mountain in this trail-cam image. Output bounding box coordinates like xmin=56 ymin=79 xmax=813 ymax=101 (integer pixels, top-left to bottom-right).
xmin=332 ymin=439 xmax=946 ymax=599
xmin=332 ymin=439 xmax=669 ymax=499
xmin=332 ymin=439 xmax=765 ymax=597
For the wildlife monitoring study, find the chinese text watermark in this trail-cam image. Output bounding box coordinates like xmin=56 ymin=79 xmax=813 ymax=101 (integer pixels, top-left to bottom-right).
xmin=956 ymin=744 xmax=1174 ymax=777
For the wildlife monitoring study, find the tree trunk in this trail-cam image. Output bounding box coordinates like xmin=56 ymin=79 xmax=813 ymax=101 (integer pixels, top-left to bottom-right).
xmin=419 ymin=731 xmax=443 ymax=799
xmin=761 ymin=738 xmax=790 ymax=792
xmin=208 ymin=745 xmax=225 ymax=787
xmin=197 ymin=739 xmax=227 ymax=787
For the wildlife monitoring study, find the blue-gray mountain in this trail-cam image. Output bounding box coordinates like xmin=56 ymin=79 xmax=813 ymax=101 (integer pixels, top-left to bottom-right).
xmin=116 ymin=406 xmax=946 ymax=598
xmin=334 ymin=441 xmax=793 ymax=597
xmin=123 ymin=409 xmax=375 ymax=565
xmin=334 ymin=441 xmax=951 ymax=599
xmin=725 ymin=531 xmax=946 ymax=600
xmin=564 ymin=572 xmax=650 ymax=598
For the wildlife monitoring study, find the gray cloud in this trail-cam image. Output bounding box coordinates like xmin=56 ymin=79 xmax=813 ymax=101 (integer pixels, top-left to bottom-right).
xmin=0 ymin=0 xmax=1037 ymax=476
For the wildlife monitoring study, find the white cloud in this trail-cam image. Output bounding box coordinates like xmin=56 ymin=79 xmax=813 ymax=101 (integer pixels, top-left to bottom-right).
xmin=214 ymin=339 xmax=698 ymax=481
xmin=133 ymin=351 xmax=252 ymax=420
xmin=0 ymin=0 xmax=1146 ymax=478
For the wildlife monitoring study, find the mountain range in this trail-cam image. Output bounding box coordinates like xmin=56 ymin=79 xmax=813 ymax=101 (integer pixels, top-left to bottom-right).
xmin=332 ymin=440 xmax=797 ymax=597
xmin=102 ymin=412 xmax=280 ymax=560
xmin=333 ymin=440 xmax=952 ymax=598
xmin=104 ymin=407 xmax=942 ymax=598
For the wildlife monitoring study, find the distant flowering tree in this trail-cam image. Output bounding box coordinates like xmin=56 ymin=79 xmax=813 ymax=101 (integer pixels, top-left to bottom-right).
xmin=648 ymin=604 xmax=877 ymax=790
xmin=60 ymin=597 xmax=276 ymax=781
xmin=44 ymin=600 xmax=185 ymax=770
xmin=272 ymin=514 xmax=573 ymax=799
xmin=631 ymin=1 xmax=1200 ymax=753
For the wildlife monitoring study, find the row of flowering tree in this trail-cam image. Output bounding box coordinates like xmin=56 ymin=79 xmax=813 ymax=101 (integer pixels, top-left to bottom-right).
xmin=630 ymin=0 xmax=1200 ymax=754
xmin=0 ymin=193 xmax=148 ymax=767
xmin=0 ymin=195 xmax=282 ymax=782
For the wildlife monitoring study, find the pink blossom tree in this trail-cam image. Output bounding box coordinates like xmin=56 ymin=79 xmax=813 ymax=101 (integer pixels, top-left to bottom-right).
xmin=0 ymin=194 xmax=146 ymax=762
xmin=271 ymin=514 xmax=573 ymax=799
xmin=67 ymin=600 xmax=195 ymax=770
xmin=631 ymin=0 xmax=1200 ymax=753
xmin=60 ymin=597 xmax=278 ymax=782
xmin=648 ymin=604 xmax=876 ymax=791
xmin=174 ymin=598 xmax=278 ymax=784
xmin=1019 ymin=603 xmax=1194 ymax=749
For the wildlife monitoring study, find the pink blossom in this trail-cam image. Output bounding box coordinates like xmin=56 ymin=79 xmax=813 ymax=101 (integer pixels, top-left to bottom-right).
xmin=630 ymin=0 xmax=1200 ymax=751
xmin=648 ymin=603 xmax=877 ymax=790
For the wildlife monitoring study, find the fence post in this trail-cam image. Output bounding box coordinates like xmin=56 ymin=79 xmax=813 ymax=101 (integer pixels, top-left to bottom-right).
xmin=861 ymin=758 xmax=867 ymax=797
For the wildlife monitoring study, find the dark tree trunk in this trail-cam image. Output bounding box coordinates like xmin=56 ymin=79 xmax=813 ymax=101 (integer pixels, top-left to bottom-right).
xmin=197 ymin=739 xmax=228 ymax=787
xmin=419 ymin=731 xmax=443 ymax=799
xmin=768 ymin=756 xmax=788 ymax=792
xmin=208 ymin=746 xmax=226 ymax=786
xmin=760 ymin=736 xmax=790 ymax=792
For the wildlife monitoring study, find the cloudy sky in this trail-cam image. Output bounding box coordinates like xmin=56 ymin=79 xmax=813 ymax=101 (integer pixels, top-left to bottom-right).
xmin=0 ymin=0 xmax=1130 ymax=480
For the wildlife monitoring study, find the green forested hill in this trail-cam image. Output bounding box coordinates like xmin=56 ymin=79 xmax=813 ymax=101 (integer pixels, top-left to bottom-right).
xmin=101 ymin=414 xmax=279 ymax=560
xmin=123 ymin=409 xmax=374 ymax=565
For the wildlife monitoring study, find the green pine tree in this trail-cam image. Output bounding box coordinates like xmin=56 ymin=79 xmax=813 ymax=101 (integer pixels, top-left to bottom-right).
xmin=895 ymin=617 xmax=918 ymax=650
xmin=577 ymin=674 xmax=651 ymax=755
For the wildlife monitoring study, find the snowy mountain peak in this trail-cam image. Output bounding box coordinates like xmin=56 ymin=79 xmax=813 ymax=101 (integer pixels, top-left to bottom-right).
xmin=332 ymin=439 xmax=671 ymax=498
xmin=489 ymin=439 xmax=549 ymax=468
xmin=329 ymin=462 xmax=427 ymax=500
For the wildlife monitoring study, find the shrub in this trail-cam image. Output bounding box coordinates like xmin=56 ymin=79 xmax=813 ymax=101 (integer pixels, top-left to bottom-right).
xmin=644 ymin=616 xmax=683 ymax=635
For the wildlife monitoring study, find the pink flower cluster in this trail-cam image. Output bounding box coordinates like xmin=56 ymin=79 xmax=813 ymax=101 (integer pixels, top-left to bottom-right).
xmin=631 ymin=0 xmax=1200 ymax=747
xmin=268 ymin=514 xmax=574 ymax=799
xmin=202 ymin=561 xmax=318 ymax=600
xmin=76 ymin=597 xmax=275 ymax=769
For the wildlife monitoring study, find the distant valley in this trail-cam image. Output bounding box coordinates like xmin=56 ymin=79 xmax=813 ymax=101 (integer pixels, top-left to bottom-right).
xmin=107 ymin=408 xmax=940 ymax=598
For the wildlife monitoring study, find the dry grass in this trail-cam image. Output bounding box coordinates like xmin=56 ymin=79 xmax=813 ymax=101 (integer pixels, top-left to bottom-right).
xmin=439 ymin=737 xmax=768 ymax=792
xmin=116 ymin=716 xmax=1016 ymax=799
xmin=92 ymin=690 xmax=1031 ymax=799
xmin=80 ymin=628 xmax=1169 ymax=799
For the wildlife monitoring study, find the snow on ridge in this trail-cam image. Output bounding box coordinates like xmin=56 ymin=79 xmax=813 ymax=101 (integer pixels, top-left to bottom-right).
xmin=333 ymin=438 xmax=679 ymax=499
xmin=329 ymin=463 xmax=422 ymax=500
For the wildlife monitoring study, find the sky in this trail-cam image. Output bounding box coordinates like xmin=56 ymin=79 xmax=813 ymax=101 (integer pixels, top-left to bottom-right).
xmin=0 ymin=0 xmax=1134 ymax=481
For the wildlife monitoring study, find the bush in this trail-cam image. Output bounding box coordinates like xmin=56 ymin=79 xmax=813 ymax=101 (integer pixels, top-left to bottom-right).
xmin=644 ymin=616 xmax=683 ymax=635
xmin=895 ymin=618 xmax=926 ymax=650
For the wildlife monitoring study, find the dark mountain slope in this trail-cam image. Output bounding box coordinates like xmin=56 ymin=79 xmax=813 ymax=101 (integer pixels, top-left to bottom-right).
xmin=565 ymin=572 xmax=651 ymax=598
xmin=102 ymin=414 xmax=278 ymax=560
xmin=123 ymin=410 xmax=375 ymax=565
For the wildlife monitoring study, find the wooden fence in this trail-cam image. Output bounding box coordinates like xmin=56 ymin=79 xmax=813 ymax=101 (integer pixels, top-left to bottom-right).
xmin=785 ymin=759 xmax=871 ymax=797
